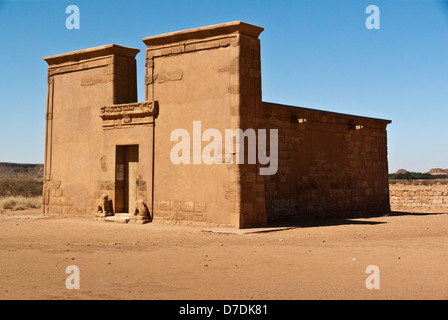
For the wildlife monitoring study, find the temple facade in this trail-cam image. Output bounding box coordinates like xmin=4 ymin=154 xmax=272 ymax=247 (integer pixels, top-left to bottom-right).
xmin=42 ymin=21 xmax=391 ymax=228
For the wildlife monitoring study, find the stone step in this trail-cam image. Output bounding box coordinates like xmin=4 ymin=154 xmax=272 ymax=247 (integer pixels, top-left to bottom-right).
xmin=115 ymin=213 xmax=133 ymax=218
xmin=104 ymin=216 xmax=131 ymax=223
xmin=98 ymin=213 xmax=151 ymax=224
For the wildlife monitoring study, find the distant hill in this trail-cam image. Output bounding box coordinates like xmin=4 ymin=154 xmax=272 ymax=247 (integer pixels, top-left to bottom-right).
xmin=390 ymin=167 xmax=448 ymax=180
xmin=427 ymin=168 xmax=448 ymax=176
xmin=0 ymin=162 xmax=44 ymax=179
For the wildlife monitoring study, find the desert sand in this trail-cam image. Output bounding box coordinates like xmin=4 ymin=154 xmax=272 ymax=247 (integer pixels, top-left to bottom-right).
xmin=0 ymin=209 xmax=446 ymax=300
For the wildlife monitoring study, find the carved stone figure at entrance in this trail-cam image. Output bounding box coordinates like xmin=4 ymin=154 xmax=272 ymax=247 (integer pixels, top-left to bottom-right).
xmin=134 ymin=200 xmax=152 ymax=222
xmin=98 ymin=193 xmax=112 ymax=217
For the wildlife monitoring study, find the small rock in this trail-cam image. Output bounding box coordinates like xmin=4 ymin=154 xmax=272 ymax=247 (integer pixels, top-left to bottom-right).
xmin=353 ymin=258 xmax=357 ymax=261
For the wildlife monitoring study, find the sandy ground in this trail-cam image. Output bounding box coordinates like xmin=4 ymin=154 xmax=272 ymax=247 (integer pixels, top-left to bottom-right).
xmin=0 ymin=209 xmax=447 ymax=300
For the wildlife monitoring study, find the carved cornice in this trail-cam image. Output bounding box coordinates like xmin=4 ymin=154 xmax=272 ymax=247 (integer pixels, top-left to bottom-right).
xmin=44 ymin=44 xmax=140 ymax=67
xmin=100 ymin=101 xmax=159 ymax=129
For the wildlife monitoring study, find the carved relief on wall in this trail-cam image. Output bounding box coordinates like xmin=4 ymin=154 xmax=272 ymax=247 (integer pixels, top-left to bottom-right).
xmin=99 ymin=101 xmax=159 ymax=129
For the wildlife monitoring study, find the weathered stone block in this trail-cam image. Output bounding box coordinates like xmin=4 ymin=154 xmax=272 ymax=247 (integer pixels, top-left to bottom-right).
xmin=159 ymin=201 xmax=171 ymax=211
xmin=182 ymin=201 xmax=195 ymax=212
xmin=170 ymin=200 xmax=181 ymax=211
xmin=195 ymin=202 xmax=206 ymax=213
xmin=55 ymin=189 xmax=63 ymax=197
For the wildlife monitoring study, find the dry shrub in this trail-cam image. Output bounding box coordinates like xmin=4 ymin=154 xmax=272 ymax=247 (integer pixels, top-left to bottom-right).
xmin=0 ymin=196 xmax=42 ymax=211
xmin=0 ymin=176 xmax=43 ymax=198
xmin=2 ymin=198 xmax=17 ymax=210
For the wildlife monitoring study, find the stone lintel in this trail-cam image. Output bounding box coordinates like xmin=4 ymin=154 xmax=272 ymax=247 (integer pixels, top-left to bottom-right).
xmin=142 ymin=21 xmax=264 ymax=47
xmin=44 ymin=44 xmax=140 ymax=67
xmin=100 ymin=101 xmax=158 ymax=119
xmin=100 ymin=101 xmax=159 ymax=129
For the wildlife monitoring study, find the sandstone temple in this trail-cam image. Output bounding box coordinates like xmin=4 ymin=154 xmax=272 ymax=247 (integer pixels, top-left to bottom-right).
xmin=42 ymin=21 xmax=392 ymax=228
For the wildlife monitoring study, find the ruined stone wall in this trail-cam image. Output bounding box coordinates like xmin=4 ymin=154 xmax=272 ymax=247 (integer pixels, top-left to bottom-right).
xmin=389 ymin=180 xmax=448 ymax=213
xmin=260 ymin=103 xmax=391 ymax=221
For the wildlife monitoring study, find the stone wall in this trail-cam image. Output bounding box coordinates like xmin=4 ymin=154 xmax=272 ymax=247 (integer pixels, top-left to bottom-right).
xmin=389 ymin=180 xmax=448 ymax=213
xmin=153 ymin=200 xmax=207 ymax=223
xmin=143 ymin=22 xmax=265 ymax=228
xmin=42 ymin=45 xmax=141 ymax=217
xmin=260 ymin=103 xmax=391 ymax=221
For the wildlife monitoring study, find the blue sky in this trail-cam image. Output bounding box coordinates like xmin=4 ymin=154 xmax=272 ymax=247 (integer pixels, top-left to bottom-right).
xmin=0 ymin=0 xmax=447 ymax=173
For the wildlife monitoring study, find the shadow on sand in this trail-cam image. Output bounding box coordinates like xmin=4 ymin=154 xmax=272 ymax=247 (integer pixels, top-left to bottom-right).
xmin=262 ymin=210 xmax=447 ymax=230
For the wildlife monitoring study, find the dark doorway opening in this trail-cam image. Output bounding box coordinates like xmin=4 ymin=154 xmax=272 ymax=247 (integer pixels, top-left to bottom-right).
xmin=115 ymin=145 xmax=139 ymax=214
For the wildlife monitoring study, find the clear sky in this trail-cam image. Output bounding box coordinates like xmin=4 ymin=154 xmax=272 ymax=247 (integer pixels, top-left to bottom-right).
xmin=0 ymin=0 xmax=447 ymax=173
